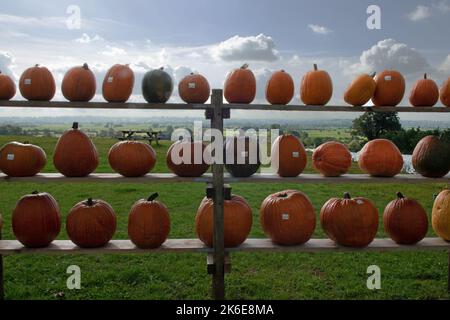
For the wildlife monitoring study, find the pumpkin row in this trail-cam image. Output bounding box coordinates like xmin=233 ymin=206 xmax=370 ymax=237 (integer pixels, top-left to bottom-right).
xmin=1 ymin=189 xmax=449 ymax=249
xmin=1 ymin=63 xmax=450 ymax=107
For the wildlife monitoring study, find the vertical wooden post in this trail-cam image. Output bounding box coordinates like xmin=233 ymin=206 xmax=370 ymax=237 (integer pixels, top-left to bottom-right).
xmin=448 ymin=251 xmax=450 ymax=293
xmin=0 ymin=230 xmax=4 ymax=301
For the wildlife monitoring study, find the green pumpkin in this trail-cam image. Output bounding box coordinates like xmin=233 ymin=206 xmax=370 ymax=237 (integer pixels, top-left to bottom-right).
xmin=412 ymin=135 xmax=450 ymax=178
xmin=142 ymin=67 xmax=173 ymax=103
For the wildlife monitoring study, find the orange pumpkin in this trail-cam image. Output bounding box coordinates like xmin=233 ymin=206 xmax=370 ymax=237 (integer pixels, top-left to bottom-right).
xmin=271 ymin=134 xmax=307 ymax=177
xmin=372 ymin=70 xmax=405 ymax=107
xmin=265 ymin=70 xmax=294 ymax=105
xmin=166 ymin=140 xmax=210 ymax=177
xmin=102 ymin=64 xmax=135 ymax=103
xmin=312 ymin=141 xmax=352 ymax=177
xmin=0 ymin=141 xmax=46 ymax=177
xmin=178 ymin=73 xmax=211 ymax=104
xmin=409 ymin=73 xmax=439 ymax=107
xmin=0 ymin=70 xmax=16 ymax=100
xmin=440 ymin=77 xmax=450 ymax=107
xmin=62 ymin=63 xmax=96 ymax=102
xmin=108 ymin=141 xmax=156 ymax=177
xmin=432 ymin=189 xmax=450 ymax=241
xmin=344 ymin=73 xmax=376 ymax=106
xmin=300 ymin=64 xmax=333 ymax=105
xmin=224 ymin=64 xmax=256 ymax=104
xmin=19 ymin=64 xmax=56 ymax=101
xmin=358 ymin=139 xmax=404 ymax=177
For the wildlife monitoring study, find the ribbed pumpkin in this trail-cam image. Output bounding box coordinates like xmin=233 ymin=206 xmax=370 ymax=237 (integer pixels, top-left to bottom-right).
xmin=432 ymin=189 xmax=450 ymax=241
xmin=271 ymin=134 xmax=307 ymax=177
xmin=166 ymin=140 xmax=209 ymax=177
xmin=178 ymin=73 xmax=210 ymax=104
xmin=19 ymin=64 xmax=56 ymax=101
xmin=383 ymin=192 xmax=428 ymax=244
xmin=300 ymin=64 xmax=333 ymax=106
xmin=344 ymin=73 xmax=376 ymax=106
xmin=108 ymin=141 xmax=156 ymax=177
xmin=196 ymin=193 xmax=252 ymax=247
xmin=409 ymin=73 xmax=439 ymax=107
xmin=224 ymin=64 xmax=256 ymax=104
xmin=412 ymin=135 xmax=450 ymax=178
xmin=66 ymin=198 xmax=116 ymax=248
xmin=62 ymin=63 xmax=96 ymax=102
xmin=440 ymin=77 xmax=450 ymax=107
xmin=320 ymin=193 xmax=379 ymax=247
xmin=312 ymin=141 xmax=352 ymax=177
xmin=358 ymin=139 xmax=404 ymax=177
xmin=142 ymin=67 xmax=173 ymax=103
xmin=372 ymin=70 xmax=405 ymax=107
xmin=12 ymin=191 xmax=61 ymax=248
xmin=0 ymin=70 xmax=16 ymax=100
xmin=53 ymin=122 xmax=99 ymax=177
xmin=0 ymin=141 xmax=46 ymax=177
xmin=224 ymin=136 xmax=260 ymax=177
xmin=260 ymin=190 xmax=316 ymax=245
xmin=102 ymin=64 xmax=135 ymax=103
xmin=128 ymin=193 xmax=170 ymax=249
xmin=265 ymin=70 xmax=294 ymax=105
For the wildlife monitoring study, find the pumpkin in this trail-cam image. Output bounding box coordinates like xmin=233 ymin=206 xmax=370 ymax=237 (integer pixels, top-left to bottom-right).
xmin=166 ymin=140 xmax=209 ymax=177
xmin=108 ymin=141 xmax=156 ymax=177
xmin=344 ymin=72 xmax=376 ymax=106
xmin=300 ymin=64 xmax=333 ymax=106
xmin=312 ymin=141 xmax=352 ymax=177
xmin=19 ymin=64 xmax=56 ymax=101
xmin=412 ymin=135 xmax=450 ymax=178
xmin=128 ymin=193 xmax=170 ymax=249
xmin=53 ymin=122 xmax=99 ymax=177
xmin=260 ymin=190 xmax=316 ymax=245
xmin=102 ymin=64 xmax=135 ymax=103
xmin=12 ymin=191 xmax=61 ymax=248
xmin=271 ymin=134 xmax=307 ymax=177
xmin=440 ymin=77 xmax=450 ymax=107
xmin=62 ymin=63 xmax=96 ymax=102
xmin=358 ymin=139 xmax=404 ymax=177
xmin=224 ymin=64 xmax=256 ymax=104
xmin=196 ymin=193 xmax=252 ymax=247
xmin=383 ymin=192 xmax=428 ymax=244
xmin=409 ymin=73 xmax=439 ymax=107
xmin=372 ymin=70 xmax=405 ymax=107
xmin=224 ymin=136 xmax=260 ymax=177
xmin=265 ymin=70 xmax=294 ymax=105
xmin=142 ymin=67 xmax=173 ymax=103
xmin=432 ymin=189 xmax=450 ymax=241
xmin=0 ymin=70 xmax=16 ymax=100
xmin=0 ymin=141 xmax=46 ymax=177
xmin=178 ymin=73 xmax=210 ymax=104
xmin=320 ymin=192 xmax=379 ymax=247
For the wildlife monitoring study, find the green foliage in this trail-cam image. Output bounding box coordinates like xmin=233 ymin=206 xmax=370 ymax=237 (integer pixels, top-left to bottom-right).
xmin=381 ymin=128 xmax=450 ymax=154
xmin=352 ymin=112 xmax=402 ymax=141
xmin=348 ymin=140 xmax=363 ymax=152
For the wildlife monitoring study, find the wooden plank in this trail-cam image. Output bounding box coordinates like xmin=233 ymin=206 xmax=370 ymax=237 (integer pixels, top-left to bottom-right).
xmin=0 ymin=231 xmax=3 ymax=300
xmin=226 ymin=104 xmax=450 ymax=112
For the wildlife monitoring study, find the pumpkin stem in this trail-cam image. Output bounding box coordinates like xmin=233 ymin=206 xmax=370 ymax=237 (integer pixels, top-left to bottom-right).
xmin=190 ymin=72 xmax=194 ymax=75
xmin=241 ymin=63 xmax=249 ymax=69
xmin=343 ymin=192 xmax=351 ymax=199
xmin=23 ymin=141 xmax=30 ymax=144
xmin=280 ymin=69 xmax=285 ymax=73
xmin=83 ymin=63 xmax=89 ymax=70
xmin=159 ymin=67 xmax=164 ymax=71
xmin=0 ymin=70 xmax=2 ymax=74
xmin=147 ymin=193 xmax=159 ymax=201
xmin=396 ymin=192 xmax=405 ymax=199
xmin=313 ymin=64 xmax=318 ymax=71
xmin=35 ymin=64 xmax=39 ymax=67
xmin=370 ymin=72 xmax=376 ymax=78
xmin=86 ymin=198 xmax=94 ymax=206
xmin=32 ymin=191 xmax=39 ymax=195
xmin=72 ymin=122 xmax=79 ymax=130
xmin=278 ymin=193 xmax=288 ymax=198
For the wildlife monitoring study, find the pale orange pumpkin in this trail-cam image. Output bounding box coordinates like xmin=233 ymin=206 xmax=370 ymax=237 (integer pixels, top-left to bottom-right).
xmin=409 ymin=73 xmax=439 ymax=107
xmin=312 ymin=141 xmax=352 ymax=177
xmin=265 ymin=70 xmax=294 ymax=105
xmin=344 ymin=73 xmax=376 ymax=106
xmin=224 ymin=64 xmax=256 ymax=104
xmin=372 ymin=70 xmax=405 ymax=107
xmin=439 ymin=77 xmax=450 ymax=107
xmin=358 ymin=139 xmax=404 ymax=177
xmin=301 ymin=64 xmax=333 ymax=105
xmin=178 ymin=73 xmax=211 ymax=104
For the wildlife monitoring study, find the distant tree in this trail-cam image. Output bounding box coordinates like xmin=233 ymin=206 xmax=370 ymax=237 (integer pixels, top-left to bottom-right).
xmin=352 ymin=112 xmax=402 ymax=140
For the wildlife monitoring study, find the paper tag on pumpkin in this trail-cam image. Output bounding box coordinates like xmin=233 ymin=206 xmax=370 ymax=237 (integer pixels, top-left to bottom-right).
xmin=7 ymin=154 xmax=14 ymax=161
xmin=107 ymin=76 xmax=114 ymax=83
xmin=282 ymin=213 xmax=290 ymax=221
xmin=384 ymin=75 xmax=392 ymax=81
xmin=356 ymin=199 xmax=364 ymax=205
xmin=188 ymin=82 xmax=196 ymax=89
xmin=292 ymin=152 xmax=300 ymax=158
xmin=24 ymin=79 xmax=32 ymax=85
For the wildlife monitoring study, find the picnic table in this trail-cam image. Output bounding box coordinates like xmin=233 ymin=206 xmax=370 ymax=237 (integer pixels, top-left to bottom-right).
xmin=119 ymin=131 xmax=161 ymax=145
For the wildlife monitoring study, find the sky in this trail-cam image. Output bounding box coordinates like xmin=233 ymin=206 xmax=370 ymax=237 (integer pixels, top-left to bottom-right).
xmin=0 ymin=0 xmax=450 ymax=123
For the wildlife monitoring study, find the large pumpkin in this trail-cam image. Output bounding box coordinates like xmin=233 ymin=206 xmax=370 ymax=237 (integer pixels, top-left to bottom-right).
xmin=344 ymin=73 xmax=376 ymax=106
xmin=66 ymin=198 xmax=116 ymax=248
xmin=196 ymin=193 xmax=252 ymax=247
xmin=12 ymin=191 xmax=61 ymax=248
xmin=62 ymin=63 xmax=96 ymax=102
xmin=372 ymin=70 xmax=405 ymax=107
xmin=224 ymin=136 xmax=260 ymax=177
xmin=102 ymin=64 xmax=135 ymax=103
xmin=108 ymin=141 xmax=156 ymax=177
xmin=224 ymin=64 xmax=256 ymax=104
xmin=260 ymin=190 xmax=316 ymax=245
xmin=409 ymin=73 xmax=439 ymax=107
xmin=0 ymin=141 xmax=46 ymax=177
xmin=432 ymin=189 xmax=450 ymax=241
xmin=320 ymin=193 xmax=379 ymax=247
xmin=383 ymin=192 xmax=428 ymax=244
xmin=19 ymin=64 xmax=56 ymax=101
xmin=312 ymin=141 xmax=352 ymax=177
xmin=412 ymin=135 xmax=450 ymax=178
xmin=300 ymin=64 xmax=333 ymax=106
xmin=271 ymin=134 xmax=307 ymax=177
xmin=128 ymin=193 xmax=171 ymax=249
xmin=53 ymin=122 xmax=99 ymax=177
xmin=358 ymin=139 xmax=404 ymax=177
xmin=142 ymin=67 xmax=173 ymax=103
xmin=440 ymin=77 xmax=450 ymax=107
xmin=166 ymin=140 xmax=209 ymax=177
xmin=178 ymin=73 xmax=210 ymax=104
xmin=0 ymin=70 xmax=16 ymax=100
xmin=265 ymin=70 xmax=294 ymax=105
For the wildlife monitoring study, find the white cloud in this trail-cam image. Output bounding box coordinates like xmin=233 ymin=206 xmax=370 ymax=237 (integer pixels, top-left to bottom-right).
xmin=75 ymin=33 xmax=103 ymax=44
xmin=0 ymin=52 xmax=16 ymax=78
xmin=100 ymin=46 xmax=127 ymax=57
xmin=433 ymin=1 xmax=450 ymax=12
xmin=439 ymin=54 xmax=450 ymax=72
xmin=308 ymin=24 xmax=333 ymax=35
xmin=408 ymin=5 xmax=432 ymax=21
xmin=0 ymin=14 xmax=66 ymax=28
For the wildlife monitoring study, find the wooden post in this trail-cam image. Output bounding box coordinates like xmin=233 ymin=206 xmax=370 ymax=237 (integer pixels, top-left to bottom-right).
xmin=0 ymin=230 xmax=4 ymax=301
xmin=448 ymin=251 xmax=450 ymax=293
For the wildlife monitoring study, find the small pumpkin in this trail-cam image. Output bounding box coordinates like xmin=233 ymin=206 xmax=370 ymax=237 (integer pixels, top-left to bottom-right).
xmin=12 ymin=191 xmax=61 ymax=248
xmin=358 ymin=139 xmax=404 ymax=177
xmin=178 ymin=73 xmax=210 ymax=104
xmin=166 ymin=140 xmax=210 ymax=177
xmin=412 ymin=135 xmax=450 ymax=178
xmin=300 ymin=64 xmax=333 ymax=106
xmin=53 ymin=122 xmax=99 ymax=177
xmin=265 ymin=70 xmax=294 ymax=105
xmin=108 ymin=141 xmax=156 ymax=177
xmin=344 ymin=72 xmax=376 ymax=106
xmin=432 ymin=189 xmax=450 ymax=241
xmin=271 ymin=134 xmax=307 ymax=177
xmin=0 ymin=70 xmax=16 ymax=100
xmin=260 ymin=190 xmax=316 ymax=245
xmin=440 ymin=77 xmax=450 ymax=107
xmin=102 ymin=64 xmax=135 ymax=103
xmin=19 ymin=64 xmax=56 ymax=101
xmin=320 ymin=192 xmax=379 ymax=247
xmin=224 ymin=136 xmax=260 ymax=177
xmin=409 ymin=73 xmax=439 ymax=107
xmin=62 ymin=63 xmax=96 ymax=102
xmin=372 ymin=70 xmax=405 ymax=107
xmin=0 ymin=141 xmax=46 ymax=177
xmin=128 ymin=193 xmax=170 ymax=249
xmin=66 ymin=198 xmax=117 ymax=248
xmin=312 ymin=141 xmax=352 ymax=177
xmin=224 ymin=64 xmax=256 ymax=104
xmin=142 ymin=67 xmax=173 ymax=103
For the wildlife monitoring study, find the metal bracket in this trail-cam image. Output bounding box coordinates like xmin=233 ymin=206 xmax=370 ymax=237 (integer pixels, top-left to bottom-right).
xmin=206 ymin=183 xmax=231 ymax=199
xmin=207 ymin=253 xmax=231 ymax=275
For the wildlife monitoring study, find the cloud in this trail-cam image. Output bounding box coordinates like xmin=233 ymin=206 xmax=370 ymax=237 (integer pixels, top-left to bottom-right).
xmin=0 ymin=14 xmax=66 ymax=28
xmin=434 ymin=0 xmax=450 ymax=12
xmin=75 ymin=33 xmax=103 ymax=44
xmin=439 ymin=54 xmax=450 ymax=72
xmin=408 ymin=5 xmax=432 ymax=21
xmin=100 ymin=45 xmax=127 ymax=57
xmin=0 ymin=52 xmax=16 ymax=78
xmin=308 ymin=24 xmax=333 ymax=35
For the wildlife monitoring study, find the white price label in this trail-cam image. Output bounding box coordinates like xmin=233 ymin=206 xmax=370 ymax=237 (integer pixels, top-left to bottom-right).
xmin=282 ymin=213 xmax=290 ymax=221
xmin=24 ymin=79 xmax=32 ymax=85
xmin=7 ymin=154 xmax=14 ymax=161
xmin=188 ymin=82 xmax=196 ymax=89
xmin=384 ymin=75 xmax=392 ymax=81
xmin=292 ymin=152 xmax=300 ymax=158
xmin=107 ymin=77 xmax=114 ymax=83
